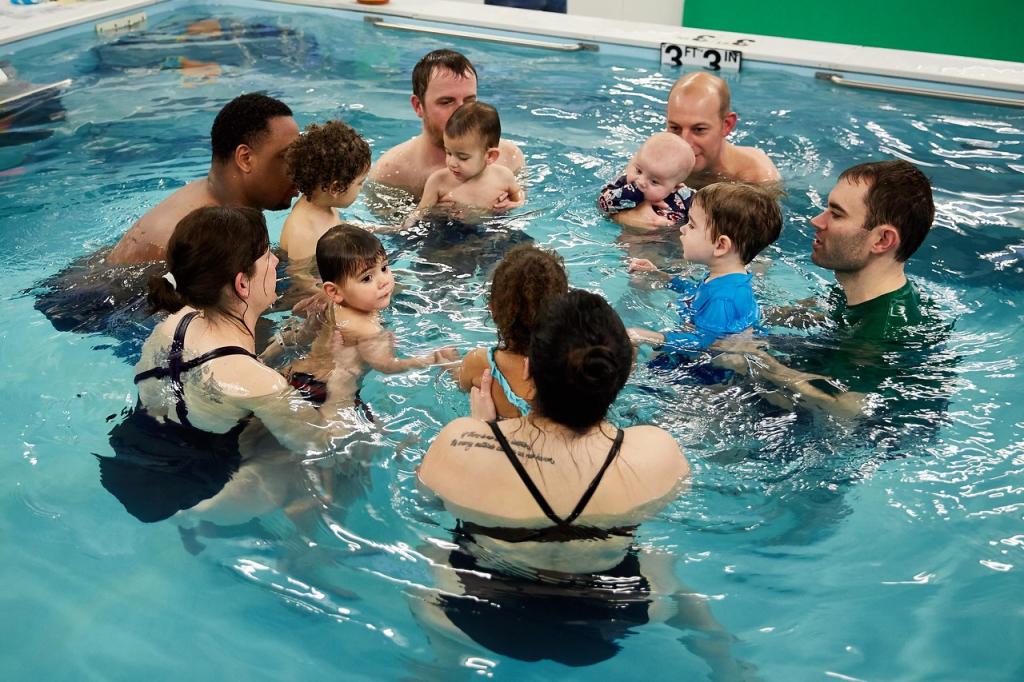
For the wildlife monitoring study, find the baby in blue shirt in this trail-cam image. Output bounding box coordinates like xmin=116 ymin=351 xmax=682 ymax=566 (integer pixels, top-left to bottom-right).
xmin=626 ymin=182 xmax=783 ymax=352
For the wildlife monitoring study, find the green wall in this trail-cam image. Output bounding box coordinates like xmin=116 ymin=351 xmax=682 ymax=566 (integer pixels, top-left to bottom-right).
xmin=682 ymin=0 xmax=1022 ymax=63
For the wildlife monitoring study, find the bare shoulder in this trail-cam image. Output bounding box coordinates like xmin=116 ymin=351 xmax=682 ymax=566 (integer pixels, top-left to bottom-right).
xmin=109 ymin=180 xmax=215 ymax=263
xmin=458 ymin=346 xmax=488 ymax=390
xmin=210 ymin=355 xmax=289 ymax=399
xmin=369 ymin=138 xmax=415 ymax=183
xmin=735 ymin=145 xmax=781 ymax=182
xmin=498 ymin=138 xmax=524 ymax=173
xmin=419 ymin=417 xmax=488 ymax=486
xmin=621 ymin=424 xmax=690 ymax=479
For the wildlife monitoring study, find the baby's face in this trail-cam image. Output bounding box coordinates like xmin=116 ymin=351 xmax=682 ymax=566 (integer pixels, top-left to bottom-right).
xmin=628 ymin=144 xmax=691 ymax=203
xmin=335 ymin=257 xmax=395 ymax=313
xmin=444 ymin=132 xmax=490 ymax=182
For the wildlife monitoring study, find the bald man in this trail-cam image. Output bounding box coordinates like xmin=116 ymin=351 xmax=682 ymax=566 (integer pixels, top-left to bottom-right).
xmin=665 ymin=72 xmax=779 ymax=187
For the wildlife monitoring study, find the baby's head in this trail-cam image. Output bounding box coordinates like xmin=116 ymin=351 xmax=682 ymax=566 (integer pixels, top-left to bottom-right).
xmin=287 ymin=120 xmax=371 ymax=208
xmin=443 ymin=102 xmax=501 ymax=183
xmin=682 ymin=182 xmax=783 ymax=265
xmin=631 ymin=132 xmax=696 ymax=202
xmin=489 ymin=244 xmax=569 ymax=355
xmin=316 ymin=224 xmax=393 ymax=312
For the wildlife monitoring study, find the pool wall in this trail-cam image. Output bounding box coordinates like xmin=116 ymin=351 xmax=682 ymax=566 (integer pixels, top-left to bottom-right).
xmin=3 ymin=0 xmax=1023 ymax=97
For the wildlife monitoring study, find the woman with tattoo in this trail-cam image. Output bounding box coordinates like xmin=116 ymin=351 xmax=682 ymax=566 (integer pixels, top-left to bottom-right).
xmin=99 ymin=207 xmax=362 ymax=525
xmin=416 ymin=290 xmax=699 ymax=666
xmin=456 ymin=244 xmax=568 ymax=418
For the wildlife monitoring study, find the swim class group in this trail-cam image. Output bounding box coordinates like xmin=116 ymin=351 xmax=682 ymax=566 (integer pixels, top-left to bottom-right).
xmin=85 ymin=45 xmax=943 ymax=659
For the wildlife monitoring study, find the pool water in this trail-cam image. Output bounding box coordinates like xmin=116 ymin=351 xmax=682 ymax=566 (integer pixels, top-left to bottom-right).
xmin=2 ymin=2 xmax=1023 ymax=679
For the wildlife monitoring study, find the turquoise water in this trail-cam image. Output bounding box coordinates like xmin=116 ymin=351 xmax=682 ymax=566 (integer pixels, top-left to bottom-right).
xmin=2 ymin=2 xmax=1023 ymax=679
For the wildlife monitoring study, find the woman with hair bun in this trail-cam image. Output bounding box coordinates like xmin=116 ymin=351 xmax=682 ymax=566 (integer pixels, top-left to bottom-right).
xmin=416 ymin=289 xmax=693 ymax=665
xmin=99 ymin=206 xmax=360 ymax=525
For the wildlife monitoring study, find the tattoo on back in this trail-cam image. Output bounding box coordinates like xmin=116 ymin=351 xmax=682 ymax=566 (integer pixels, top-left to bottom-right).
xmin=451 ymin=431 xmax=554 ymax=464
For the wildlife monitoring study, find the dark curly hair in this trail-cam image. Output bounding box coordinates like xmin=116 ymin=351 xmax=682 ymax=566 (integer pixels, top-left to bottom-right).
xmin=489 ymin=244 xmax=568 ymax=355
xmin=286 ymin=120 xmax=371 ymax=198
xmin=210 ymin=93 xmax=292 ymax=161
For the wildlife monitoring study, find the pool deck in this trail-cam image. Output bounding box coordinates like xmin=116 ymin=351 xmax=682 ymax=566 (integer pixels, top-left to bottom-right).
xmin=2 ymin=0 xmax=1022 ymax=94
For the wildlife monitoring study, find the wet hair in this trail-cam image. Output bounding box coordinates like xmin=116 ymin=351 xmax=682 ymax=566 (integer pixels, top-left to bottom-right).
xmin=490 ymin=245 xmax=569 ymax=355
xmin=315 ymin=223 xmax=387 ymax=285
xmin=210 ymin=93 xmax=293 ymax=161
xmin=148 ymin=207 xmax=270 ymax=315
xmin=671 ymin=72 xmax=732 ymax=119
xmin=412 ymin=49 xmax=477 ymax=102
xmin=445 ymin=101 xmax=501 ymax=149
xmin=696 ymin=183 xmax=784 ymax=264
xmin=528 ymin=290 xmax=633 ymax=433
xmin=839 ymin=159 xmax=935 ymax=262
xmin=286 ymin=120 xmax=371 ymax=197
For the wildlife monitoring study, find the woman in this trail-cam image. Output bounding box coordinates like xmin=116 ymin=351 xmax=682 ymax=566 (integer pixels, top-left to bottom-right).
xmin=417 ymin=290 xmax=691 ymax=665
xmin=99 ymin=207 xmax=360 ymax=525
xmin=457 ymin=243 xmax=568 ymax=418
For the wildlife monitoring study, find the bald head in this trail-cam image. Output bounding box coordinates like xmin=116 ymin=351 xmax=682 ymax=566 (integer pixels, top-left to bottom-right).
xmin=669 ymin=72 xmax=731 ymax=119
xmin=641 ymin=132 xmax=696 ymax=183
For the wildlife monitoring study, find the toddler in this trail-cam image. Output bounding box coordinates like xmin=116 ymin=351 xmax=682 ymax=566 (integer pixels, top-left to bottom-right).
xmin=626 ymin=182 xmax=783 ymax=351
xmin=406 ymin=102 xmax=524 ymax=226
xmin=281 ymin=120 xmax=372 ymax=263
xmin=599 ymin=132 xmax=696 ymax=229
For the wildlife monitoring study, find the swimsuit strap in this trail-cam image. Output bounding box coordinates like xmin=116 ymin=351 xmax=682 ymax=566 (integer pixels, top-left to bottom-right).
xmin=485 ymin=421 xmax=627 ymax=528
xmin=134 ymin=312 xmax=257 ymax=429
xmin=564 ymin=428 xmax=625 ymax=525
xmin=487 ymin=420 xmax=562 ymax=525
xmin=487 ymin=348 xmax=531 ymax=416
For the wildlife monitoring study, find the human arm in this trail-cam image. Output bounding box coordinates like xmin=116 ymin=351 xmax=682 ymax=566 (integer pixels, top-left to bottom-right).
xmin=627 ymin=258 xmax=675 ymax=283
xmin=492 ymin=174 xmax=525 ymax=211
xmin=710 ymin=337 xmax=866 ymax=418
xmin=456 ymin=347 xmax=489 ymax=392
xmin=355 ymin=328 xmax=459 ymax=375
xmin=402 ymin=170 xmax=444 ymax=228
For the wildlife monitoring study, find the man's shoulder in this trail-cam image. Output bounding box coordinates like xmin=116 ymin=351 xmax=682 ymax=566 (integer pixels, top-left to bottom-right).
xmin=109 ymin=179 xmax=213 ymax=263
xmin=730 ymin=143 xmax=780 ymax=183
xmin=369 ymin=137 xmax=434 ymax=196
xmin=497 ymin=138 xmax=524 ymax=173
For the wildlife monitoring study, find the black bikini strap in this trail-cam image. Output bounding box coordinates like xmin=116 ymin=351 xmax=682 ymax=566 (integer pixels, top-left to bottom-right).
xmin=565 ymin=428 xmax=625 ymax=525
xmin=133 ymin=312 xmax=257 ymax=429
xmin=486 ymin=420 xmax=563 ymax=526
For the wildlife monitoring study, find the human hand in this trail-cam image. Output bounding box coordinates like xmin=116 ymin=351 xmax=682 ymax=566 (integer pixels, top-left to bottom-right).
xmin=493 ymin=192 xmax=525 ymax=211
xmin=470 ymin=369 xmax=497 ymax=421
xmin=433 ymin=346 xmax=461 ymax=365
xmin=627 ymin=258 xmax=659 ymax=273
xmin=292 ymin=290 xmax=328 ymax=319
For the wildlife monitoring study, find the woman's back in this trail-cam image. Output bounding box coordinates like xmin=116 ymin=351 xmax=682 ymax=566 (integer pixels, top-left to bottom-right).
xmin=419 ymin=415 xmax=688 ymax=573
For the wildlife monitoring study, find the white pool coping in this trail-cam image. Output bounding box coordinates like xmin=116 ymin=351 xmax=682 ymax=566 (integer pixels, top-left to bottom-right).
xmin=2 ymin=0 xmax=1022 ymax=94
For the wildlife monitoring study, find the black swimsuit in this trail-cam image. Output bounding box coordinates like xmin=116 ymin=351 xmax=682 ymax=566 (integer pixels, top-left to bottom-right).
xmin=441 ymin=421 xmax=651 ymax=666
xmin=99 ymin=312 xmax=259 ymax=523
xmin=458 ymin=420 xmax=637 ymax=542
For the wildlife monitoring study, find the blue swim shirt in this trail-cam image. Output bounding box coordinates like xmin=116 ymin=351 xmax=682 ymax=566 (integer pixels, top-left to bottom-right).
xmin=661 ymin=272 xmax=759 ymax=351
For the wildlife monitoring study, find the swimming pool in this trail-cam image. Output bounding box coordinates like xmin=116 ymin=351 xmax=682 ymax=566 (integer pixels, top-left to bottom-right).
xmin=2 ymin=1 xmax=1023 ymax=679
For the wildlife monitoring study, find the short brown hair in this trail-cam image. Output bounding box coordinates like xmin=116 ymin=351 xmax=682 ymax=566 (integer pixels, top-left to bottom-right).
xmin=315 ymin=223 xmax=386 ymax=285
xmin=490 ymin=244 xmax=569 ymax=355
xmin=286 ymin=120 xmax=371 ymax=197
xmin=445 ymin=101 xmax=501 ymax=149
xmin=696 ymin=183 xmax=783 ymax=264
xmin=412 ymin=49 xmax=477 ymax=101
xmin=839 ymin=160 xmax=935 ymax=262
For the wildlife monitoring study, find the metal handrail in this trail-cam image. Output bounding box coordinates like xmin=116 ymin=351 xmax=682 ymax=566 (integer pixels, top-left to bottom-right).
xmin=364 ymin=16 xmax=598 ymax=52
xmin=816 ymin=72 xmax=1024 ymax=109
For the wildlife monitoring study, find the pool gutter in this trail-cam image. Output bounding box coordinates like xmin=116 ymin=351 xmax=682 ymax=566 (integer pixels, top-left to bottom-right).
xmin=2 ymin=0 xmax=1022 ymax=95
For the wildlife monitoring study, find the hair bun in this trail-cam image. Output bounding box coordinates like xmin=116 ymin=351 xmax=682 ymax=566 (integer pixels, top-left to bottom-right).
xmin=568 ymin=345 xmax=617 ymax=386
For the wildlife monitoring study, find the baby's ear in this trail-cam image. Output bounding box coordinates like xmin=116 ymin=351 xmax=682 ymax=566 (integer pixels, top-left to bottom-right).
xmin=485 ymin=147 xmax=501 ymax=165
xmin=714 ymin=234 xmax=734 ymax=257
xmin=322 ymin=281 xmax=344 ymax=304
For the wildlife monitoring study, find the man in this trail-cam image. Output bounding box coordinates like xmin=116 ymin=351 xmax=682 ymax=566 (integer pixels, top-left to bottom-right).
xmin=611 ymin=72 xmax=778 ymax=229
xmin=714 ymin=160 xmax=940 ymax=417
xmin=107 ymin=93 xmax=299 ymax=264
xmin=369 ymin=49 xmax=524 ymax=203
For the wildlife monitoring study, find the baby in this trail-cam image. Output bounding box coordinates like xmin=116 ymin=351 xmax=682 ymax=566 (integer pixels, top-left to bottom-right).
xmin=626 ymin=182 xmax=783 ymax=352
xmin=405 ymin=101 xmax=524 ymax=226
xmin=599 ymin=132 xmax=696 ymax=230
xmin=281 ymin=120 xmax=371 ymax=263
